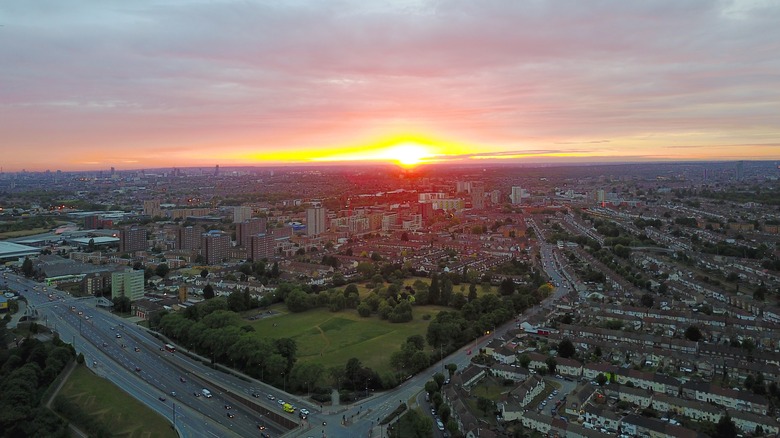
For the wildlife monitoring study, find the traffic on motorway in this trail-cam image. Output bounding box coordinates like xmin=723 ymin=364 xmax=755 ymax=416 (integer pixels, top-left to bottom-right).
xmin=3 ymin=272 xmax=297 ymax=438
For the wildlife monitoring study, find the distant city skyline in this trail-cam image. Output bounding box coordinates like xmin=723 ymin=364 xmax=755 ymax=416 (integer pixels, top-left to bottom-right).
xmin=2 ymin=0 xmax=780 ymax=172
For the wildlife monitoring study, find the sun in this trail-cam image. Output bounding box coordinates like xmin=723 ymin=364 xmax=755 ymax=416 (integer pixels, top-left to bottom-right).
xmin=380 ymin=143 xmax=433 ymax=167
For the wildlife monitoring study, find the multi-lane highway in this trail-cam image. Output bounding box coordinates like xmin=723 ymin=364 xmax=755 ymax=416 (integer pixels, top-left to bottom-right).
xmin=3 ymin=272 xmax=292 ymax=438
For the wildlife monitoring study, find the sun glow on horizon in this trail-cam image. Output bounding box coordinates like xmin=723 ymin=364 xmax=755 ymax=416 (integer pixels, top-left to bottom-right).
xmin=307 ymin=137 xmax=450 ymax=167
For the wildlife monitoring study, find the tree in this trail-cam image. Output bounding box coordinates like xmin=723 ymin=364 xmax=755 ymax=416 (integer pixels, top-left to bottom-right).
xmin=754 ymin=282 xmax=768 ymax=301
xmin=200 ymin=268 xmax=208 ymax=278
xmin=285 ymin=289 xmax=310 ymax=313
xmin=476 ymin=397 xmax=494 ymax=416
xmin=203 ymin=284 xmax=215 ymax=300
xmin=545 ymin=357 xmax=557 ymax=374
xmin=640 ymin=293 xmax=654 ymax=308
xmin=684 ymin=325 xmax=703 ymax=342
xmin=428 ymin=274 xmax=441 ymax=305
xmin=425 ymin=380 xmax=439 ymax=395
xmin=595 ymin=373 xmax=607 ymax=386
xmin=21 ymin=257 xmax=34 ymax=278
xmin=112 ymin=296 xmax=131 ymax=313
xmin=344 ymin=283 xmax=359 ymax=297
xmin=714 ymin=413 xmax=738 ymax=438
xmin=468 ymin=283 xmax=477 ymax=301
xmin=357 ymin=303 xmax=371 ymax=317
xmin=499 ymin=278 xmax=515 ymax=296
xmin=558 ymin=339 xmax=575 ymax=359
xmin=518 ymin=354 xmax=531 ymax=368
xmin=155 ymin=263 xmax=170 ymax=278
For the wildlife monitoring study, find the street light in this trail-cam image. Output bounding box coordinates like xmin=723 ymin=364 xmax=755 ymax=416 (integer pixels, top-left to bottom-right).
xmin=282 ymin=372 xmax=286 ymax=392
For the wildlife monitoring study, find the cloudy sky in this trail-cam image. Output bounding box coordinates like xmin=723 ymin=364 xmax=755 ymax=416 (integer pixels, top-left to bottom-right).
xmin=2 ymin=0 xmax=779 ymax=171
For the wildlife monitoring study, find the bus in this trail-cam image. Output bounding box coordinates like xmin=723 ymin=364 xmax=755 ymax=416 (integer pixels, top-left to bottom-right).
xmin=164 ymin=344 xmax=176 ymax=353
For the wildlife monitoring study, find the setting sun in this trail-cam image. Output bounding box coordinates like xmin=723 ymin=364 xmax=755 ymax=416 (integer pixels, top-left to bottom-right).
xmin=377 ymin=143 xmax=433 ymax=167
xmin=305 ymin=136 xmax=453 ymax=167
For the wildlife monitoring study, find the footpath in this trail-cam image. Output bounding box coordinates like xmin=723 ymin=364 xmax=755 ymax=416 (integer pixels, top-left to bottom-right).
xmin=45 ymin=360 xmax=88 ymax=438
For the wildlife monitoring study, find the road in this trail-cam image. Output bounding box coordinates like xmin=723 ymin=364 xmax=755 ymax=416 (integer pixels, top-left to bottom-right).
xmin=3 ymin=273 xmax=286 ymax=438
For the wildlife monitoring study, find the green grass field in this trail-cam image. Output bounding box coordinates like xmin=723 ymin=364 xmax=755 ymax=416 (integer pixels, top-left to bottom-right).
xmin=253 ymin=305 xmax=450 ymax=374
xmin=58 ymin=364 xmax=177 ymax=438
xmin=0 ymin=227 xmax=53 ymax=239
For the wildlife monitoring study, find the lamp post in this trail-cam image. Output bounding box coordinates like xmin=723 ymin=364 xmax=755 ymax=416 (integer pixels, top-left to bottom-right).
xmin=282 ymin=372 xmax=286 ymax=393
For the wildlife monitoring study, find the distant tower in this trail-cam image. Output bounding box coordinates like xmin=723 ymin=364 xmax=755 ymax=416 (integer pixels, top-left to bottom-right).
xmin=233 ymin=206 xmax=253 ymax=223
xmin=215 ymin=164 xmax=220 ymax=176
xmin=735 ymin=161 xmax=745 ymax=181
xmin=510 ymin=186 xmax=526 ymax=204
xmin=306 ymin=207 xmax=327 ymax=236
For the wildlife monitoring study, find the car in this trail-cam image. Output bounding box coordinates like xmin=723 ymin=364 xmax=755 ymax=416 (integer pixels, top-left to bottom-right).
xmin=116 ymin=334 xmax=122 ymax=338
xmin=277 ymin=399 xmax=285 ymax=405
xmin=135 ymin=366 xmax=141 ymax=372
xmin=431 ymin=408 xmax=436 ymax=415
xmin=267 ymin=394 xmax=275 ymax=400
xmin=553 ymin=390 xmax=559 ymax=395
xmin=252 ymin=392 xmax=261 ymax=398
xmin=92 ymin=361 xmax=97 ymax=367
xmin=134 ymin=347 xmax=140 ymax=352
xmin=110 ymin=326 xmax=115 ymax=330
xmin=193 ymin=392 xmax=201 ymax=397
xmin=444 ymin=378 xmax=450 ymax=385
xmin=226 ymin=412 xmax=235 ymax=418
xmin=299 ymin=411 xmax=308 ymax=419
xmin=159 ymin=396 xmax=167 ymax=402
xmin=225 ymin=405 xmax=232 ymax=410
xmin=102 ymin=342 xmax=108 ymax=347
xmin=436 ymin=420 xmax=445 ymax=431
xmin=541 ymin=401 xmax=547 ymax=406
xmin=179 ymin=376 xmax=187 ymax=382
xmin=300 ymin=408 xmax=309 ymax=416
xmin=171 ymin=391 xmax=177 ymax=397
xmin=256 ymin=424 xmax=266 ymax=430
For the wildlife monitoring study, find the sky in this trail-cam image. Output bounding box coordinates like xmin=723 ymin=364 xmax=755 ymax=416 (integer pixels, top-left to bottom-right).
xmin=2 ymin=0 xmax=780 ymax=171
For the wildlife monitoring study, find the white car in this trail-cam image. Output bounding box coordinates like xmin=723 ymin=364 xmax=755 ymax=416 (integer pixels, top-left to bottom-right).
xmin=300 ymin=408 xmax=309 ymax=416
xmin=277 ymin=399 xmax=285 ymax=405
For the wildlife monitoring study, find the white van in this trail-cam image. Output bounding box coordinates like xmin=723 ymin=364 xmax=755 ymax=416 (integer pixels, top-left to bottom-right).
xmin=202 ymin=389 xmax=212 ymax=398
